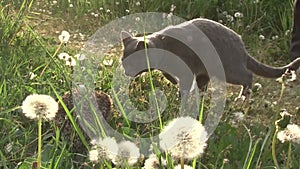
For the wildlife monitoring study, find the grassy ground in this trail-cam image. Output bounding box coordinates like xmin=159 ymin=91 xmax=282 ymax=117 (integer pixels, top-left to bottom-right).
xmin=1 ymin=0 xmax=300 ymax=168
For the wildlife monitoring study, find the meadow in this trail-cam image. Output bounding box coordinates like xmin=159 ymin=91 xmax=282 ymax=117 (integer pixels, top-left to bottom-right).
xmin=1 ymin=0 xmax=300 ymax=168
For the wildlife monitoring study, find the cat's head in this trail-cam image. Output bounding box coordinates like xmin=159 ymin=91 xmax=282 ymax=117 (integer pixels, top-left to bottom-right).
xmin=120 ymin=31 xmax=158 ymax=76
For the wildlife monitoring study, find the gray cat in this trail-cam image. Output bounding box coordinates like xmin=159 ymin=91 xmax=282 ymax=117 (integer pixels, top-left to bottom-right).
xmin=121 ymin=18 xmax=300 ymax=96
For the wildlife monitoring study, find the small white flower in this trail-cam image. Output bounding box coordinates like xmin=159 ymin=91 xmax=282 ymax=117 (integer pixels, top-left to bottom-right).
xmin=22 ymin=94 xmax=58 ymax=120
xmin=135 ymin=17 xmax=141 ymax=22
xmin=58 ymin=52 xmax=70 ymax=60
xmin=254 ymin=83 xmax=262 ymax=90
xmin=99 ymin=7 xmax=104 ymax=11
xmin=277 ymin=124 xmax=300 ymax=144
xmin=58 ymin=30 xmax=70 ymax=43
xmin=287 ymin=70 xmax=297 ymax=82
xmin=106 ymin=9 xmax=111 ymax=13
xmin=170 ymin=4 xmax=176 ymax=12
xmin=259 ymin=34 xmax=265 ymax=40
xmin=112 ymin=141 xmax=140 ymax=167
xmin=29 ymin=72 xmax=36 ymax=80
xmin=135 ymin=1 xmax=141 ymax=6
xmin=271 ymin=35 xmax=279 ymax=40
xmin=125 ymin=9 xmax=130 ymax=13
xmin=52 ymin=1 xmax=57 ymax=4
xmin=69 ymin=3 xmax=73 ymax=7
xmin=159 ymin=116 xmax=208 ymax=159
xmin=234 ymin=12 xmax=243 ymax=18
xmin=115 ymin=1 xmax=120 ymax=5
xmin=226 ymin=14 xmax=234 ymax=22
xmin=65 ymin=56 xmax=76 ymax=67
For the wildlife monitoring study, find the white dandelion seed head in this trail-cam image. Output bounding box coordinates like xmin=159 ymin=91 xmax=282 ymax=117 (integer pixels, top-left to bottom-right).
xmin=174 ymin=164 xmax=193 ymax=169
xmin=277 ymin=124 xmax=300 ymax=144
xmin=58 ymin=52 xmax=70 ymax=60
xmin=259 ymin=34 xmax=265 ymax=40
xmin=159 ymin=116 xmax=208 ymax=159
xmin=91 ymin=137 xmax=119 ymax=161
xmin=112 ymin=140 xmax=140 ymax=167
xmin=21 ymin=94 xmax=58 ymax=120
xmin=143 ymin=154 xmax=159 ymax=169
xmin=58 ymin=30 xmax=70 ymax=43
xmin=89 ymin=149 xmax=99 ymax=162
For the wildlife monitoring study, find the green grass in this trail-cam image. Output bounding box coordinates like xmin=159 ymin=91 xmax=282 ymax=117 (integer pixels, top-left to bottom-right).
xmin=1 ymin=0 xmax=300 ymax=168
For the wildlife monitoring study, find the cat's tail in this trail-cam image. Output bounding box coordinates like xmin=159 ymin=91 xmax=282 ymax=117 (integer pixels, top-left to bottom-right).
xmin=247 ymin=56 xmax=300 ymax=78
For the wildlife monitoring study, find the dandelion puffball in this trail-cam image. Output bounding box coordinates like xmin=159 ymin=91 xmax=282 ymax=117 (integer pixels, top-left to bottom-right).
xmin=159 ymin=116 xmax=208 ymax=159
xmin=22 ymin=94 xmax=58 ymax=120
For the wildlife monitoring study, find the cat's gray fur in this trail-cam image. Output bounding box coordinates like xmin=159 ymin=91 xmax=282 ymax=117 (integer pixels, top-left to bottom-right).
xmin=121 ymin=18 xmax=300 ymax=96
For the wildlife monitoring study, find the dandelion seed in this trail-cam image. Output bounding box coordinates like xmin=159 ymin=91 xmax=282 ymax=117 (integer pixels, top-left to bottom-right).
xmin=89 ymin=137 xmax=118 ymax=163
xmin=58 ymin=30 xmax=70 ymax=43
xmin=66 ymin=56 xmax=76 ymax=67
xmin=159 ymin=116 xmax=208 ymax=159
xmin=112 ymin=140 xmax=140 ymax=167
xmin=22 ymin=94 xmax=58 ymax=120
xmin=277 ymin=124 xmax=300 ymax=144
xmin=58 ymin=52 xmax=70 ymax=60
xmin=234 ymin=12 xmax=243 ymax=18
xmin=259 ymin=34 xmax=265 ymax=40
xmin=174 ymin=164 xmax=193 ymax=169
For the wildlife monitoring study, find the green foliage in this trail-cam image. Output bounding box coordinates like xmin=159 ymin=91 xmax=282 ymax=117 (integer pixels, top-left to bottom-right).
xmin=1 ymin=0 xmax=299 ymax=168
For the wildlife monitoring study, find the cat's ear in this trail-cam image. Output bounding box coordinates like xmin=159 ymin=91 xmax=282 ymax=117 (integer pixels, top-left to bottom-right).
xmin=121 ymin=31 xmax=132 ymax=43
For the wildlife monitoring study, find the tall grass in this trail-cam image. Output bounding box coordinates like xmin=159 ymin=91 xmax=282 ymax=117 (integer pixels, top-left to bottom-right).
xmin=1 ymin=0 xmax=300 ymax=168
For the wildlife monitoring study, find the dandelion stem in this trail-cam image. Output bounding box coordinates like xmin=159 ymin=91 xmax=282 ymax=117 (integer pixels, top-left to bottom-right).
xmin=271 ymin=126 xmax=280 ymax=169
xmin=37 ymin=117 xmax=42 ymax=169
xmin=181 ymin=157 xmax=184 ymax=169
xmin=286 ymin=142 xmax=292 ymax=169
